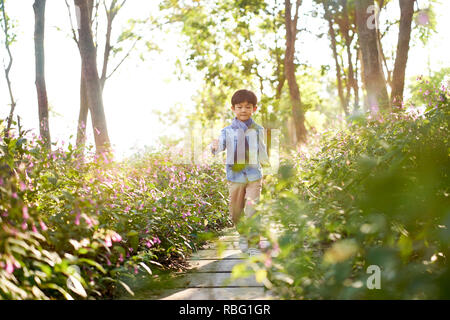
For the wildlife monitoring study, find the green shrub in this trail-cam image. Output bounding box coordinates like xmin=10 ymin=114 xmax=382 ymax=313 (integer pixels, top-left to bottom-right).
xmin=0 ymin=124 xmax=230 ymax=299
xmin=250 ymin=83 xmax=449 ymax=299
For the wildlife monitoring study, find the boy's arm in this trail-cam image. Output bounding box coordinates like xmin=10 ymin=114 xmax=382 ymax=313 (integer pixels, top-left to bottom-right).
xmin=211 ymin=129 xmax=226 ymax=155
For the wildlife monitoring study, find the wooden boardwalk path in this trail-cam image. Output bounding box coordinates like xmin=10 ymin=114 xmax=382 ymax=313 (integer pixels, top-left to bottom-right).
xmin=143 ymin=228 xmax=276 ymax=300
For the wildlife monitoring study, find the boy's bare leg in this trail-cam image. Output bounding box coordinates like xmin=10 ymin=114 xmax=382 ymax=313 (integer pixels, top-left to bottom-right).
xmin=244 ymin=179 xmax=262 ymax=247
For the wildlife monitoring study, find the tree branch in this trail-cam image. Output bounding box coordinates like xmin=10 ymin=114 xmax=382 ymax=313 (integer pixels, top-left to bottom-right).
xmin=105 ymin=36 xmax=138 ymax=80
xmin=64 ymin=0 xmax=79 ymax=48
xmin=1 ymin=0 xmax=17 ymax=133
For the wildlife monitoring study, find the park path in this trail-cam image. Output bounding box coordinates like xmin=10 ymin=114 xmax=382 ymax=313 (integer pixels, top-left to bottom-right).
xmin=146 ymin=228 xmax=276 ymax=300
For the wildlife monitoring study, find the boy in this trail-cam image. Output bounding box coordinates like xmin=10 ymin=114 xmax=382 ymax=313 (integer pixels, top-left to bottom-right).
xmin=211 ymin=89 xmax=270 ymax=256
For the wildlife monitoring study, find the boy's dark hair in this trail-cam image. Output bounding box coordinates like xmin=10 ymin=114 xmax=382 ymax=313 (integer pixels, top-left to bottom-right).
xmin=231 ymin=89 xmax=257 ymax=106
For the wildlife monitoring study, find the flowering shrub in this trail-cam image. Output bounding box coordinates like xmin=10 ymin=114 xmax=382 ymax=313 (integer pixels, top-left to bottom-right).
xmin=249 ymin=82 xmax=449 ymax=299
xmin=0 ymin=125 xmax=230 ymax=299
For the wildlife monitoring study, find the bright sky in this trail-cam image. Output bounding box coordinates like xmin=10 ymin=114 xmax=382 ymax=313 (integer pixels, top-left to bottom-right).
xmin=0 ymin=0 xmax=449 ymax=160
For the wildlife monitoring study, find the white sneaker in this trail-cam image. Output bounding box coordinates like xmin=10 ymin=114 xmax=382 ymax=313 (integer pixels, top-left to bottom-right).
xmin=239 ymin=236 xmax=248 ymax=253
xmin=247 ymin=247 xmax=261 ymax=256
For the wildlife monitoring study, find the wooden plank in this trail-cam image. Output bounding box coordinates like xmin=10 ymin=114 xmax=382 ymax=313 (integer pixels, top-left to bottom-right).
xmin=156 ymin=287 xmax=272 ymax=300
xmin=201 ymin=239 xmax=271 ymax=250
xmin=186 ymin=259 xmax=245 ymax=273
xmin=174 ymin=272 xmax=264 ymax=288
xmin=189 ymin=249 xmax=244 ymax=260
xmin=200 ymin=241 xmax=240 ymax=250
xmin=217 ymin=235 xmax=240 ymax=242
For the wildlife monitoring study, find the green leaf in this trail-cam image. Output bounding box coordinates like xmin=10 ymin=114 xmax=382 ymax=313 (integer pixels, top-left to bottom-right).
xmin=139 ymin=262 xmax=152 ymax=275
xmin=78 ymin=258 xmax=106 ymax=274
xmin=118 ymin=280 xmax=135 ymax=296
xmin=67 ymin=275 xmax=87 ymax=298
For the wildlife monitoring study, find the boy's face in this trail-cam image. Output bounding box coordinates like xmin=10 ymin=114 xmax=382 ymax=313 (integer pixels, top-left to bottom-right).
xmin=231 ymin=101 xmax=257 ymax=121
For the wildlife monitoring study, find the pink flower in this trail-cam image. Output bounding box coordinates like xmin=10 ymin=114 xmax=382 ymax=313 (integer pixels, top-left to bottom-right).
xmin=111 ymin=233 xmax=122 ymax=242
xmin=32 ymin=223 xmax=38 ymax=233
xmin=182 ymin=211 xmax=191 ymax=219
xmin=21 ymin=221 xmax=28 ymax=230
xmin=75 ymin=213 xmax=80 ymax=226
xmin=19 ymin=181 xmax=27 ymax=191
xmin=152 ymin=207 xmax=156 ymax=212
xmin=118 ymin=253 xmax=124 ymax=262
xmin=39 ymin=220 xmax=48 ymax=231
xmin=11 ymin=192 xmax=18 ymax=199
xmin=22 ymin=206 xmax=29 ymax=220
xmin=105 ymin=235 xmax=112 ymax=247
xmin=5 ymin=260 xmax=14 ymax=274
xmin=153 ymin=237 xmax=161 ymax=245
xmin=84 ymin=216 xmax=94 ymax=228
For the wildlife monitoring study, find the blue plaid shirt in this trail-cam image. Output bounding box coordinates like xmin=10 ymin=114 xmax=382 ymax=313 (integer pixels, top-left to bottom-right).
xmin=212 ymin=118 xmax=270 ymax=183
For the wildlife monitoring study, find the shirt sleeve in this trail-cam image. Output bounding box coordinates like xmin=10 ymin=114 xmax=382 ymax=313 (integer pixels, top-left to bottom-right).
xmin=211 ymin=128 xmax=227 ymax=155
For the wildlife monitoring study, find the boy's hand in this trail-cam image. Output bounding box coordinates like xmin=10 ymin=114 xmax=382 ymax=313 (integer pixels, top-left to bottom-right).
xmin=211 ymin=139 xmax=219 ymax=152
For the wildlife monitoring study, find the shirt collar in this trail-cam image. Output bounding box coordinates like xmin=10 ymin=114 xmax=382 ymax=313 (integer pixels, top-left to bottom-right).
xmin=231 ymin=117 xmax=254 ymax=131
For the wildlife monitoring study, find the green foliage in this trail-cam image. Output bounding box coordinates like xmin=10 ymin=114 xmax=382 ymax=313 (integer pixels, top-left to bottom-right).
xmin=159 ymin=0 xmax=285 ymax=126
xmin=0 ymin=125 xmax=230 ymax=299
xmin=409 ymin=68 xmax=450 ymax=107
xmin=247 ymin=81 xmax=449 ymax=299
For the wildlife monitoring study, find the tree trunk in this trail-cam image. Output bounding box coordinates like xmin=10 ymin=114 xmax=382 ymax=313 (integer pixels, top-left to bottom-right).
xmin=75 ymin=0 xmax=111 ymax=156
xmin=358 ymin=46 xmax=370 ymax=111
xmin=341 ymin=0 xmax=358 ymax=111
xmin=325 ymin=10 xmax=348 ymax=116
xmin=391 ymin=0 xmax=414 ymax=106
xmin=33 ymin=0 xmax=51 ymax=149
xmin=353 ymin=42 xmax=360 ymax=111
xmin=76 ymin=0 xmax=93 ymax=155
xmin=355 ymin=0 xmax=390 ymax=112
xmin=76 ymin=65 xmax=89 ymax=150
xmin=284 ymin=0 xmax=307 ymax=144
